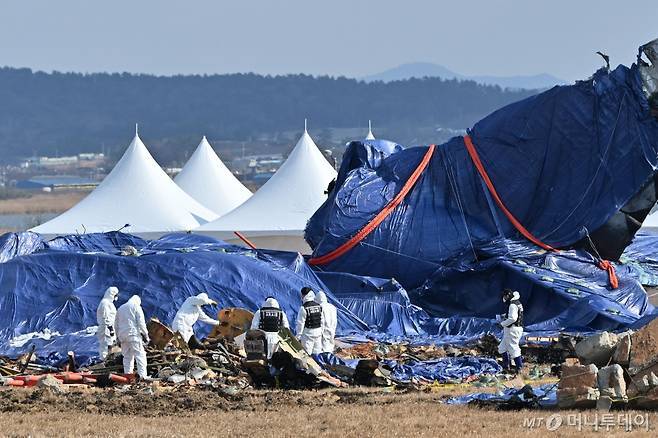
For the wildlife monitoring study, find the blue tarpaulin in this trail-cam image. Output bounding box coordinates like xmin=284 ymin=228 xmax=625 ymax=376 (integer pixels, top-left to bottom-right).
xmin=0 ymin=231 xmax=367 ymax=366
xmin=305 ymin=58 xmax=658 ymax=337
xmin=314 ymin=352 xmax=502 ymax=383
xmin=445 ymin=383 xmax=558 ymax=408
xmin=306 ymin=63 xmax=658 ymax=290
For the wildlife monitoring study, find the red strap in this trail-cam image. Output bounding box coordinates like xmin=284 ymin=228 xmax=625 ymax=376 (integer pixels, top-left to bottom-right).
xmin=463 ymin=135 xmax=556 ymax=252
xmin=309 ymin=145 xmax=436 ymax=265
xmin=233 ymin=231 xmax=257 ymax=250
xmin=598 ymin=260 xmax=619 ymax=289
xmin=464 ymin=135 xmax=619 ymax=288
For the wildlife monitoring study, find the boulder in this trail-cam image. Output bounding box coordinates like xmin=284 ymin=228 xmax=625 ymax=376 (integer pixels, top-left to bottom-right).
xmin=559 ymin=363 xmax=598 ymax=389
xmin=597 ymin=364 xmax=626 ymax=398
xmin=627 ymin=362 xmax=658 ymax=397
xmin=634 ymin=386 xmax=658 ymax=409
xmin=596 ymin=395 xmax=612 ymax=412
xmin=629 ymin=317 xmax=658 ymax=372
xmin=37 ymin=374 xmax=66 ymax=394
xmin=612 ymin=332 xmax=631 ymax=367
xmin=575 ymin=332 xmax=619 ymax=366
xmin=557 ymin=386 xmax=599 ymax=409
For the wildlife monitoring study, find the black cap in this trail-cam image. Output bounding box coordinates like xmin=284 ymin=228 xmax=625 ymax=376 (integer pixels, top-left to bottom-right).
xmin=301 ymin=286 xmax=313 ymax=297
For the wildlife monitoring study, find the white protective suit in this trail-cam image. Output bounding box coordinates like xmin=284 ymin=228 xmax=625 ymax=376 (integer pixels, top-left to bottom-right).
xmin=316 ymin=291 xmax=337 ymax=353
xmin=497 ymin=291 xmax=524 ymax=359
xmin=250 ymin=297 xmax=290 ymax=359
xmin=116 ymin=295 xmax=149 ymax=378
xmin=295 ymin=291 xmax=323 ymax=355
xmin=96 ymin=286 xmax=119 ymax=360
xmin=171 ymin=292 xmax=219 ymax=343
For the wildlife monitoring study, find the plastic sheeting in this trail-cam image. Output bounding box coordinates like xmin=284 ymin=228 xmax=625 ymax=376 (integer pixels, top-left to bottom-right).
xmin=0 ymin=232 xmax=367 ymax=366
xmin=317 ymin=272 xmax=427 ymax=336
xmin=445 ymin=383 xmax=557 ymax=408
xmin=314 ymin=352 xmax=501 ymax=383
xmin=306 ymin=62 xmax=658 ymax=290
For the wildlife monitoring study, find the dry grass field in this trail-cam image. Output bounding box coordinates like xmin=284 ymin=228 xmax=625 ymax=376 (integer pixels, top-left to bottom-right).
xmin=0 ymin=191 xmax=88 ymax=215
xmin=0 ymin=386 xmax=654 ymax=437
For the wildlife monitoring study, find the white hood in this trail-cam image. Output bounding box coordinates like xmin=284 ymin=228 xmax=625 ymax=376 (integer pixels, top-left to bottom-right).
xmin=315 ymin=291 xmax=328 ymax=305
xmin=263 ymin=297 xmax=280 ymax=309
xmin=103 ymin=286 xmax=119 ymax=301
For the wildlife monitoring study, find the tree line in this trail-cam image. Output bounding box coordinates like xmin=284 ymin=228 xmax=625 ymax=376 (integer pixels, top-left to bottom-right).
xmin=0 ymin=67 xmax=537 ymax=163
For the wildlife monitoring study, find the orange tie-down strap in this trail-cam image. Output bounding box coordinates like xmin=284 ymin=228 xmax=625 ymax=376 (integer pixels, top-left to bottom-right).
xmin=463 ymin=134 xmax=617 ymax=288
xmin=308 ymin=144 xmax=436 ymax=265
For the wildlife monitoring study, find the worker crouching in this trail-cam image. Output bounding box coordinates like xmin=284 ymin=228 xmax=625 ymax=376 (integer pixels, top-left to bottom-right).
xmin=172 ymin=292 xmax=220 ymax=349
xmin=497 ymin=288 xmax=524 ymax=373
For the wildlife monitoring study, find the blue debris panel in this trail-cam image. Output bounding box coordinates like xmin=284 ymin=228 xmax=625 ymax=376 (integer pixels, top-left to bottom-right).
xmin=0 ymin=231 xmax=367 ymax=366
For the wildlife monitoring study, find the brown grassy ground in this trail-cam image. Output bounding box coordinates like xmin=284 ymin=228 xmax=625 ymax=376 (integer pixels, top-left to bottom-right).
xmin=0 ymin=385 xmax=654 ymax=437
xmin=0 ymin=191 xmax=88 ymax=215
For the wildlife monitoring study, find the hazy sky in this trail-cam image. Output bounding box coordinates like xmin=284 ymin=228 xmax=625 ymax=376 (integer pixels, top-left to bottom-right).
xmin=1 ymin=0 xmax=657 ymax=81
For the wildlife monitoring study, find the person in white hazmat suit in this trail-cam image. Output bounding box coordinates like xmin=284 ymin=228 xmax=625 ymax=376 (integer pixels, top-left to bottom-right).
xmin=171 ymin=292 xmax=219 ymax=348
xmin=96 ymin=286 xmax=119 ymax=360
xmin=295 ymin=287 xmax=324 ymax=355
xmin=315 ymin=291 xmax=337 ymax=353
xmin=116 ymin=295 xmax=150 ymax=379
xmin=250 ymin=297 xmax=290 ymax=359
xmin=497 ymin=288 xmax=524 ymax=373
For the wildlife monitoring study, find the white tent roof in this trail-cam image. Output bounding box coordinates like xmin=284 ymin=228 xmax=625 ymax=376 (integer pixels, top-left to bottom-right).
xmin=32 ymin=134 xmax=218 ymax=236
xmin=196 ymin=129 xmax=337 ymax=235
xmin=365 ymin=120 xmax=375 ymax=140
xmin=175 ymin=136 xmax=252 ymax=217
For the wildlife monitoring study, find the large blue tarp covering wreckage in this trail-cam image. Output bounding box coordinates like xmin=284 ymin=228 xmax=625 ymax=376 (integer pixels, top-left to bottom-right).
xmin=3 ymin=48 xmax=658 ymax=372
xmin=305 ymin=56 xmax=658 ymax=340
xmin=0 ymin=232 xmax=367 ymax=366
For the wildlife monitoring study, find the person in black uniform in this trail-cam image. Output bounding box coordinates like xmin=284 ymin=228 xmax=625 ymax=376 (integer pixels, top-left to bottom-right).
xmin=251 ymin=296 xmax=290 ymax=359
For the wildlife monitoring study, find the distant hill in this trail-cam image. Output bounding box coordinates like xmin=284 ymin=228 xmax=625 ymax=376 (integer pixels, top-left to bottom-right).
xmin=362 ymin=62 xmax=565 ymax=89
xmin=0 ymin=67 xmax=537 ymax=164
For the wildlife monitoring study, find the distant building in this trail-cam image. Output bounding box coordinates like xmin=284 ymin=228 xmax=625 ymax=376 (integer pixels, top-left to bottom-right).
xmin=16 ymin=175 xmax=98 ymax=191
xmin=20 ymin=152 xmax=106 ymax=169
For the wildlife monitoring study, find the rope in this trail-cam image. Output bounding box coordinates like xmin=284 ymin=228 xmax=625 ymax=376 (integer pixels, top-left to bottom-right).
xmin=309 ymin=144 xmax=436 ymax=265
xmin=463 ymin=135 xmax=555 ymax=252
xmin=463 ymin=135 xmax=619 ymax=289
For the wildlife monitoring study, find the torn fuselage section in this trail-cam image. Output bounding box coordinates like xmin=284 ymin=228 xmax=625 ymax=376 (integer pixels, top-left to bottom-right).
xmin=579 ymin=40 xmax=658 ymax=261
xmin=639 ymin=38 xmax=658 ymax=121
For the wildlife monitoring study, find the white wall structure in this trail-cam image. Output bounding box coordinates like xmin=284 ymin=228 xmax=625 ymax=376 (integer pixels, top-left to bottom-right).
xmin=175 ymin=136 xmax=252 ymax=217
xmin=32 ymin=134 xmax=218 ymax=238
xmin=195 ymin=128 xmax=337 ymax=253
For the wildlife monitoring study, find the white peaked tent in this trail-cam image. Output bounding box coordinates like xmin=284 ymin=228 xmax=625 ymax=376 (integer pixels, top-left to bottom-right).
xmin=175 ymin=136 xmax=252 ymax=217
xmin=365 ymin=120 xmax=376 ymax=140
xmin=195 ymin=128 xmax=337 ymax=252
xmin=32 ymin=133 xmax=218 ymax=237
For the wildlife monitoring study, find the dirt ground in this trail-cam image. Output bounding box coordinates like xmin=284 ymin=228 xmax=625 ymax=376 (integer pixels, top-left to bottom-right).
xmin=0 ymin=385 xmax=654 ymax=437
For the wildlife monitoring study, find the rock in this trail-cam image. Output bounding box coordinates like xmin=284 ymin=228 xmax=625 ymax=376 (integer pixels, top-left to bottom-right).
xmin=574 ymin=332 xmax=619 ymax=366
xmin=629 ymin=317 xmax=658 ymax=372
xmin=612 ymin=332 xmax=632 ymax=367
xmin=597 ymin=364 xmax=626 ymax=398
xmin=634 ymin=386 xmax=658 ymax=409
xmin=596 ymin=395 xmax=613 ymax=411
xmin=627 ymin=360 xmax=658 ymax=397
xmin=559 ymin=363 xmax=598 ymax=389
xmin=37 ymin=374 xmax=66 ymax=394
xmin=167 ymin=374 xmax=186 ymax=384
xmin=557 ymin=386 xmax=599 ymax=409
